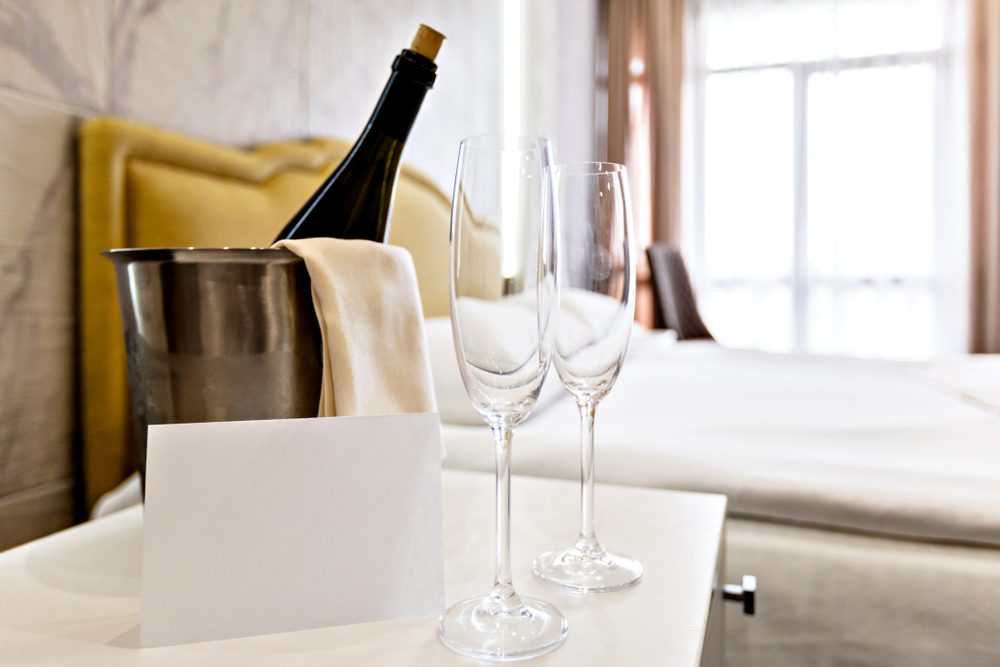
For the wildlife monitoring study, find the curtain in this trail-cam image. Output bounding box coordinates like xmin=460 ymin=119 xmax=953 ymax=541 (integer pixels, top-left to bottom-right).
xmin=970 ymin=0 xmax=1000 ymax=353
xmin=607 ymin=0 xmax=685 ymax=246
xmin=606 ymin=0 xmax=685 ymax=325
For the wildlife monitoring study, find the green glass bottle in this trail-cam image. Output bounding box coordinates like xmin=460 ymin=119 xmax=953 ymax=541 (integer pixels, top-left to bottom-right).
xmin=274 ymin=25 xmax=444 ymax=242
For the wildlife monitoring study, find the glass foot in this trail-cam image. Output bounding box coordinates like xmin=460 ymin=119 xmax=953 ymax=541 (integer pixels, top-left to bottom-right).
xmin=533 ymin=543 xmax=643 ymax=594
xmin=438 ymin=594 xmax=569 ymax=661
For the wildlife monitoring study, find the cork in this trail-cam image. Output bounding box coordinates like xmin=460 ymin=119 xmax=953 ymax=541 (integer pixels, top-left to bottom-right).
xmin=410 ymin=24 xmax=445 ymax=62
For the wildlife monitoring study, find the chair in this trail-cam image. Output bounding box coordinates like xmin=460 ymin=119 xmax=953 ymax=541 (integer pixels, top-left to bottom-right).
xmin=78 ymin=117 xmax=452 ymax=509
xmin=645 ymin=244 xmax=714 ymax=341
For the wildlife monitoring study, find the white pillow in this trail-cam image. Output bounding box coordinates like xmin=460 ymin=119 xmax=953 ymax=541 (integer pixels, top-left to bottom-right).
xmin=424 ymin=316 xmax=568 ymax=425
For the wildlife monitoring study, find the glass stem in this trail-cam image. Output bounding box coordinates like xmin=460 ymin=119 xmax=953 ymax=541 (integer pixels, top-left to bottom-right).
xmin=577 ymin=399 xmax=601 ymax=554
xmin=488 ymin=423 xmax=519 ymax=611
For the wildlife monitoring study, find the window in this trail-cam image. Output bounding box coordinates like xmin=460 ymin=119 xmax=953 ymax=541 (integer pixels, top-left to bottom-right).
xmin=685 ymin=0 xmax=967 ymax=359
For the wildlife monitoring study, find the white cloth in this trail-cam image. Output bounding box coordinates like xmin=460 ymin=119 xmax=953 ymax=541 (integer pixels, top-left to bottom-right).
xmin=276 ymin=239 xmax=437 ymax=418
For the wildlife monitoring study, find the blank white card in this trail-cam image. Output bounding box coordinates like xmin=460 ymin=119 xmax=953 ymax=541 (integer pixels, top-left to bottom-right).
xmin=140 ymin=413 xmax=444 ymax=647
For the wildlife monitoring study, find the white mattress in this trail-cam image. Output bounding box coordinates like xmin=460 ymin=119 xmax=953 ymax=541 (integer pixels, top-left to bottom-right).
xmin=441 ymin=339 xmax=1000 ymax=547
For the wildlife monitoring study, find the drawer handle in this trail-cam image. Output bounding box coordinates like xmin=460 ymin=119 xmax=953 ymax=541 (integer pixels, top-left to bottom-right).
xmin=723 ymin=575 xmax=756 ymax=615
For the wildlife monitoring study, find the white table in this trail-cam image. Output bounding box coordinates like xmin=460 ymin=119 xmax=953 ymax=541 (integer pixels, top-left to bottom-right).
xmin=0 ymin=470 xmax=726 ymax=666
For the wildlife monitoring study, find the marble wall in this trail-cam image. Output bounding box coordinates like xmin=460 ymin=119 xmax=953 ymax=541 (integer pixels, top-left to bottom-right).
xmin=0 ymin=0 xmax=595 ymax=549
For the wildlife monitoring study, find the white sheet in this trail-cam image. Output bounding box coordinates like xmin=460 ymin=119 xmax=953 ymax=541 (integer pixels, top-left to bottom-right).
xmin=424 ymin=317 xmax=670 ymax=425
xmin=424 ymin=316 xmax=566 ymax=425
xmin=442 ymin=342 xmax=1000 ymax=547
xmin=904 ymin=355 xmax=1000 ymax=415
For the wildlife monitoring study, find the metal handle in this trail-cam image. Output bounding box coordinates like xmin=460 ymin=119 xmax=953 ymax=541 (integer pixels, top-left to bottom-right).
xmin=723 ymin=575 xmax=756 ymax=615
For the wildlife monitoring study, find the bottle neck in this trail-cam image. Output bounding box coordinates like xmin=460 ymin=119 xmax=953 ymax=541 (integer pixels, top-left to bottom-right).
xmin=365 ymin=51 xmax=436 ymax=142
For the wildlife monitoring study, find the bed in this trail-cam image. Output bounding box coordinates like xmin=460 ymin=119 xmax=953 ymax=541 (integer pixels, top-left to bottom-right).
xmin=434 ymin=331 xmax=1000 ymax=665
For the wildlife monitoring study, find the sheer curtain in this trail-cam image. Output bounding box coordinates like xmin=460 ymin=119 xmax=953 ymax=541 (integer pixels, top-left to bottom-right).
xmin=683 ymin=0 xmax=968 ymax=359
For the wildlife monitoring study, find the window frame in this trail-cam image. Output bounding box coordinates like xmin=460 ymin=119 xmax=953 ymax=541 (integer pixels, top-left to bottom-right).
xmin=684 ymin=3 xmax=966 ymax=358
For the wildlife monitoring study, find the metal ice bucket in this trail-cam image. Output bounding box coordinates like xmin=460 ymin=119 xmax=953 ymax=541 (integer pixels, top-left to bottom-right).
xmin=104 ymin=248 xmax=323 ymax=481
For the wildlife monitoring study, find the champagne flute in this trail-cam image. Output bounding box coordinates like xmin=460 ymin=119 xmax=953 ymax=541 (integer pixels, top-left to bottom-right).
xmin=437 ymin=135 xmax=568 ymax=661
xmin=532 ymin=162 xmax=643 ymax=594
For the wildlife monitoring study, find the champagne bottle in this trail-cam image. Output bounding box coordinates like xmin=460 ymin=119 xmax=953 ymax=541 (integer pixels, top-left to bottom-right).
xmin=274 ymin=25 xmax=445 ymax=242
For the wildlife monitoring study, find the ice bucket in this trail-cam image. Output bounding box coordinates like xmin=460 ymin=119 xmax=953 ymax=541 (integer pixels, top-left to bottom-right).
xmin=104 ymin=248 xmax=323 ymax=481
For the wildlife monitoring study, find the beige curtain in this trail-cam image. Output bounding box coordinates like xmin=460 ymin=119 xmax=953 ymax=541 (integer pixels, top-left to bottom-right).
xmin=970 ymin=0 xmax=1000 ymax=353
xmin=606 ymin=0 xmax=685 ymax=246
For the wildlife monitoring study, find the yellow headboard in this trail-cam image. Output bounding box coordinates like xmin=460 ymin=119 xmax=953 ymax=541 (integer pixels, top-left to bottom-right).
xmin=78 ymin=117 xmax=451 ymax=508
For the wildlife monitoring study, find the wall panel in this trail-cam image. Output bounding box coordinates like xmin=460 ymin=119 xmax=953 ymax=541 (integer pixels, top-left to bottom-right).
xmin=0 ymin=93 xmax=77 ymax=509
xmin=110 ymin=0 xmax=309 ymax=144
xmin=0 ymin=0 xmax=107 ymax=110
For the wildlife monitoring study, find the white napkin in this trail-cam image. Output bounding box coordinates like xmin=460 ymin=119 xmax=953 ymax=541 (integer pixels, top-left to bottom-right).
xmin=275 ymin=239 xmax=437 ymax=418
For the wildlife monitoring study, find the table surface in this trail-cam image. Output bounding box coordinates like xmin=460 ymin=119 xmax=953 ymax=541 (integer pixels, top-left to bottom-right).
xmin=0 ymin=470 xmax=726 ymax=666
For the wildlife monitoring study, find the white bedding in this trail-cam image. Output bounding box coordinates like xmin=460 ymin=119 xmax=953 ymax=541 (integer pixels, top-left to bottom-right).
xmin=904 ymin=355 xmax=1000 ymax=415
xmin=441 ymin=339 xmax=1000 ymax=547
